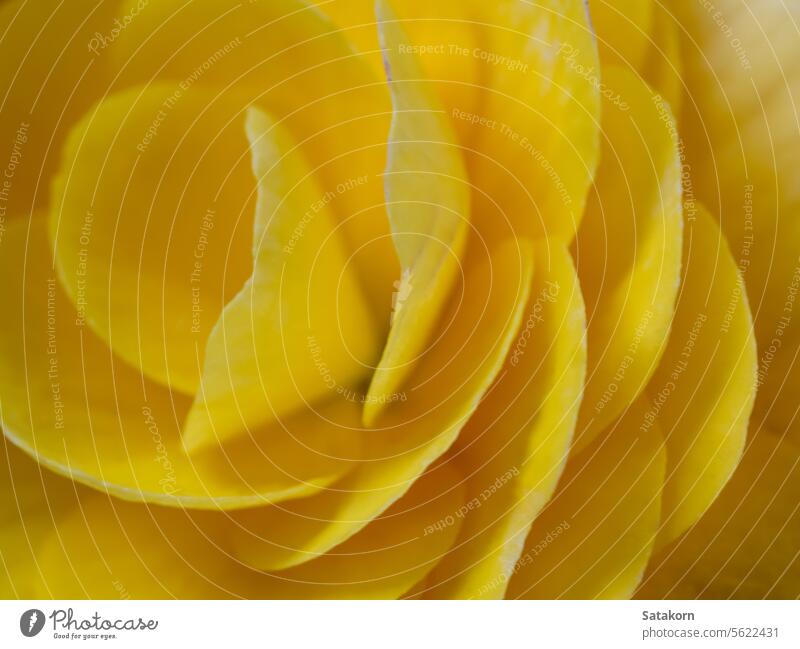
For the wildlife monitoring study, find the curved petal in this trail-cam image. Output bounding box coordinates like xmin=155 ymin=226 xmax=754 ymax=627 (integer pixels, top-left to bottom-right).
xmin=674 ymin=0 xmax=800 ymax=430
xmin=574 ymin=65 xmax=683 ymax=450
xmin=32 ymin=462 xmax=464 ymax=599
xmin=422 ymin=242 xmax=587 ymax=598
xmin=469 ymin=0 xmax=601 ymax=243
xmin=638 ymin=425 xmax=800 ymax=598
xmin=0 ymin=218 xmax=363 ymax=510
xmin=646 ymin=205 xmax=757 ymax=548
xmin=183 ymin=107 xmax=381 ymax=452
xmin=507 ymin=400 xmax=666 ymax=599
xmin=364 ymin=1 xmax=470 ymax=423
xmin=0 ymin=0 xmax=116 ymax=217
xmin=108 ymin=0 xmax=398 ymax=308
xmin=51 ymin=84 xmax=256 ymax=395
xmin=225 ymin=238 xmax=534 ymax=571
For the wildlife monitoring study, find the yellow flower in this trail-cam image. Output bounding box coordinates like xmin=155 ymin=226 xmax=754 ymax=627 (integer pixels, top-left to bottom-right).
xmin=0 ymin=0 xmax=795 ymax=599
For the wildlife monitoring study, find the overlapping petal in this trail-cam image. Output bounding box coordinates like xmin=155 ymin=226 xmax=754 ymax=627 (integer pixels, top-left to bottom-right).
xmin=0 ymin=218 xmax=363 ymax=509
xmin=183 ymin=107 xmax=380 ymax=451
xmin=364 ymin=1 xmax=470 ymax=422
xmin=224 ymin=239 xmax=534 ymax=571
xmin=422 ymin=242 xmax=587 ymax=599
xmin=574 ymin=66 xmax=683 ymax=449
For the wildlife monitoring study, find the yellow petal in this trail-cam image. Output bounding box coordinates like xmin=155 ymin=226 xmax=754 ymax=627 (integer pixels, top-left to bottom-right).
xmin=364 ymin=1 xmax=471 ymax=424
xmin=33 ymin=463 xmax=463 ymax=599
xmin=0 ymin=439 xmax=80 ymax=598
xmin=507 ymin=400 xmax=666 ymax=599
xmin=0 ymin=218 xmax=362 ymax=510
xmin=51 ymin=84 xmax=255 ymax=395
xmin=646 ymin=205 xmax=757 ymax=548
xmin=423 ymin=241 xmax=587 ymax=599
xmin=468 ymin=0 xmax=601 ymax=243
xmin=263 ymin=464 xmax=465 ymax=599
xmin=573 ymin=65 xmax=683 ymax=450
xmin=0 ymin=0 xmax=116 ymax=217
xmin=638 ymin=425 xmax=800 ymax=598
xmin=109 ymin=0 xmax=398 ymax=308
xmin=317 ymin=0 xmax=483 ymax=144
xmin=182 ymin=107 xmax=381 ymax=451
xmin=674 ymin=1 xmax=800 ymax=433
xmin=589 ymin=0 xmax=653 ymax=71
xmin=641 ymin=1 xmax=683 ymax=114
xmin=226 ymin=239 xmax=534 ymax=570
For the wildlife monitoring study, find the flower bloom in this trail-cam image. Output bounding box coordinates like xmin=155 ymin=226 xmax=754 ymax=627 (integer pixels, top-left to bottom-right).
xmin=0 ymin=0 xmax=797 ymax=599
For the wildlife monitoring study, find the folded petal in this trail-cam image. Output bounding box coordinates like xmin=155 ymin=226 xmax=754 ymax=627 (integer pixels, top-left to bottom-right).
xmin=0 ymin=218 xmax=362 ymax=510
xmin=109 ymin=0 xmax=398 ymax=308
xmin=364 ymin=1 xmax=470 ymax=423
xmin=574 ymin=66 xmax=683 ymax=449
xmin=646 ymin=205 xmax=757 ymax=548
xmin=225 ymin=238 xmax=534 ymax=570
xmin=51 ymin=84 xmax=256 ymax=395
xmin=183 ymin=107 xmax=381 ymax=451
xmin=468 ymin=0 xmax=601 ymax=243
xmin=423 ymin=241 xmax=587 ymax=599
xmin=507 ymin=400 xmax=666 ymax=599
xmin=638 ymin=425 xmax=800 ymax=598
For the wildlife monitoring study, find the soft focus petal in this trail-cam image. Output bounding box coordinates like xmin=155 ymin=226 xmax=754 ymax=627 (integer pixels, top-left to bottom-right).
xmin=507 ymin=400 xmax=666 ymax=599
xmin=468 ymin=0 xmax=601 ymax=243
xmin=0 ymin=0 xmax=116 ymax=217
xmin=109 ymin=0 xmax=398 ymax=307
xmin=589 ymin=0 xmax=653 ymax=71
xmin=51 ymin=84 xmax=254 ymax=395
xmin=0 ymin=439 xmax=80 ymax=598
xmin=183 ymin=107 xmax=380 ymax=451
xmin=0 ymin=218 xmax=363 ymax=509
xmin=646 ymin=206 xmax=757 ymax=548
xmin=673 ymin=0 xmax=800 ymax=434
xmin=574 ymin=66 xmax=683 ymax=449
xmin=423 ymin=242 xmax=587 ymax=599
xmin=364 ymin=1 xmax=470 ymax=423
xmin=32 ymin=462 xmax=464 ymax=599
xmin=638 ymin=424 xmax=800 ymax=598
xmin=225 ymin=239 xmax=534 ymax=571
